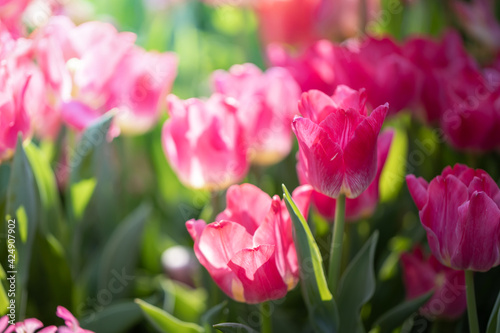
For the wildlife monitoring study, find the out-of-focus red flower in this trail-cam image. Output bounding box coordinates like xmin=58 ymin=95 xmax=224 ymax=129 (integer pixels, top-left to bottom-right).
xmin=407 ymin=164 xmax=500 ymax=272
xmin=452 ymin=0 xmax=500 ymax=51
xmin=403 ymin=31 xmax=479 ymax=123
xmin=293 ymin=85 xmax=388 ymax=199
xmin=162 ymin=94 xmax=249 ymax=191
xmin=439 ymin=65 xmax=500 ymax=151
xmin=400 ymin=247 xmax=466 ymax=320
xmin=212 ymin=63 xmax=300 ymax=165
xmin=186 ymin=184 xmax=312 ymax=303
xmin=304 ymin=128 xmax=394 ymax=221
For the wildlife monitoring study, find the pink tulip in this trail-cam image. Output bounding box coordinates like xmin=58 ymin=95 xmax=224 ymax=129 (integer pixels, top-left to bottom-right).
xmin=406 ymin=164 xmax=500 ymax=271
xmin=304 ymin=129 xmax=394 ymax=221
xmin=0 ymin=36 xmax=43 ymax=161
xmin=267 ymin=40 xmax=349 ymax=95
xmin=162 ymin=94 xmax=249 ymax=190
xmin=0 ymin=316 xmax=57 ymax=333
xmin=186 ymin=184 xmax=312 ymax=303
xmin=56 ymin=306 xmax=93 ymax=333
xmin=212 ymin=63 xmax=300 ymax=165
xmin=400 ymin=247 xmax=466 ymax=320
xmin=293 ymin=85 xmax=388 ymax=199
xmin=106 ymin=46 xmax=178 ymax=135
xmin=452 ymin=0 xmax=500 ymax=51
xmin=403 ymin=31 xmax=478 ymax=123
xmin=347 ymin=37 xmax=422 ymax=115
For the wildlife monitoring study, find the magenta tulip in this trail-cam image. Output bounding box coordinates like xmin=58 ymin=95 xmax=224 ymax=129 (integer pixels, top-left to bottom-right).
xmin=304 ymin=129 xmax=394 ymax=221
xmin=162 ymin=94 xmax=249 ymax=190
xmin=400 ymin=247 xmax=466 ymax=320
xmin=186 ymin=184 xmax=312 ymax=303
xmin=293 ymin=85 xmax=388 ymax=199
xmin=406 ymin=164 xmax=500 ymax=271
xmin=212 ymin=63 xmax=300 ymax=165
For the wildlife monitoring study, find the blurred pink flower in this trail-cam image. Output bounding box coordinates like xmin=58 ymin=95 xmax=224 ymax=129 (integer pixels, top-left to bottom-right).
xmin=293 ymin=85 xmax=388 ymax=199
xmin=400 ymin=247 xmax=466 ymax=320
xmin=452 ymin=0 xmax=500 ymax=51
xmin=304 ymin=128 xmax=394 ymax=221
xmin=56 ymin=306 xmax=93 ymax=333
xmin=162 ymin=94 xmax=249 ymax=190
xmin=407 ymin=164 xmax=500 ymax=272
xmin=212 ymin=63 xmax=300 ymax=165
xmin=0 ymin=0 xmax=31 ymax=36
xmin=186 ymin=183 xmax=312 ymax=303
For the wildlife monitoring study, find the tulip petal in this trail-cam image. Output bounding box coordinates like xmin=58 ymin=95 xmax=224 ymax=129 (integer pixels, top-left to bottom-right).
xmin=420 ymin=175 xmax=469 ymax=266
xmin=452 ymin=192 xmax=500 ymax=271
xmin=60 ymin=101 xmax=102 ymax=132
xmin=406 ymin=175 xmax=429 ymax=211
xmin=342 ymin=103 xmax=388 ymax=198
xmin=217 ymin=184 xmax=272 ymax=234
xmin=198 ymin=220 xmax=253 ymax=270
xmin=228 ymin=245 xmax=288 ymax=303
xmin=298 ymin=90 xmax=334 ymax=123
xmin=292 ymin=117 xmax=344 ymax=198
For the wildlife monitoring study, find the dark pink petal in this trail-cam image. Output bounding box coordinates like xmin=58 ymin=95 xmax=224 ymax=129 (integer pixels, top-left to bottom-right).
xmin=292 ymin=117 xmax=344 ymax=198
xmin=228 ymin=245 xmax=288 ymax=304
xmin=342 ymin=103 xmax=388 ymax=198
xmin=216 ymin=184 xmax=272 ymax=235
xmin=331 ymin=85 xmax=367 ymax=116
xmin=452 ymin=192 xmax=500 ymax=271
xmin=38 ymin=326 xmax=58 ymax=333
xmin=0 ymin=316 xmax=8 ymax=331
xmin=406 ymin=175 xmax=429 ymax=211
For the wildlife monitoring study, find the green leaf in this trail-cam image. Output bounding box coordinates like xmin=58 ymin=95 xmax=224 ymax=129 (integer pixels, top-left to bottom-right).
xmin=80 ymin=301 xmax=143 ymax=333
xmin=70 ymin=178 xmax=97 ymax=221
xmin=67 ymin=112 xmax=114 ymax=224
xmin=372 ymin=291 xmax=433 ymax=332
xmin=201 ymin=301 xmax=227 ymax=332
xmin=25 ymin=143 xmax=65 ymax=240
xmin=135 ymin=298 xmax=204 ymax=333
xmin=487 ymin=290 xmax=500 ymax=333
xmin=161 ymin=279 xmax=207 ymax=323
xmin=337 ymin=232 xmax=379 ymax=333
xmin=5 ymin=137 xmax=38 ymax=309
xmin=0 ymin=264 xmax=8 ymax=315
xmin=213 ymin=323 xmax=258 ymax=333
xmin=99 ymin=202 xmax=152 ymax=299
xmin=282 ymin=184 xmax=338 ymax=333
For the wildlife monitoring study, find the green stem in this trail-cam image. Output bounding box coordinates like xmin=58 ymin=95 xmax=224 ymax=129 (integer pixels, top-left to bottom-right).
xmin=465 ymin=270 xmax=480 ymax=333
xmin=328 ymin=194 xmax=346 ymax=296
xmin=260 ymin=302 xmax=272 ymax=333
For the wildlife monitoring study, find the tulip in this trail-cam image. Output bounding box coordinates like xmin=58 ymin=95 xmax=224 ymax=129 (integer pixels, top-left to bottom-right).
xmin=400 ymin=247 xmax=466 ymax=320
xmin=347 ymin=37 xmax=422 ymax=115
xmin=293 ymin=85 xmax=389 ymax=199
xmin=406 ymin=164 xmax=500 ymax=272
xmin=267 ymin=40 xmax=349 ymax=95
xmin=403 ymin=31 xmax=478 ymax=123
xmin=212 ymin=63 xmax=300 ymax=165
xmin=186 ymin=183 xmax=312 ymax=304
xmin=440 ymin=65 xmax=500 ymax=151
xmin=162 ymin=94 xmax=249 ymax=191
xmin=304 ymin=129 xmax=394 ymax=221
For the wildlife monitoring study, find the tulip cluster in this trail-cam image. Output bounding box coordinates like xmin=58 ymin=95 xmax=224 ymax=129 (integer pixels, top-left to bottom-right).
xmin=269 ymin=32 xmax=500 ymax=151
xmin=0 ymin=12 xmax=178 ymax=161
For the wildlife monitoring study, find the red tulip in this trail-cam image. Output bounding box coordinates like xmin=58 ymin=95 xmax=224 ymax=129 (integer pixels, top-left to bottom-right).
xmin=186 ymin=184 xmax=312 ymax=304
xmin=293 ymin=85 xmax=388 ymax=199
xmin=406 ymin=164 xmax=500 ymax=271
xmin=212 ymin=63 xmax=300 ymax=165
xmin=303 ymin=129 xmax=394 ymax=221
xmin=162 ymin=94 xmax=249 ymax=191
xmin=400 ymin=247 xmax=466 ymax=320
